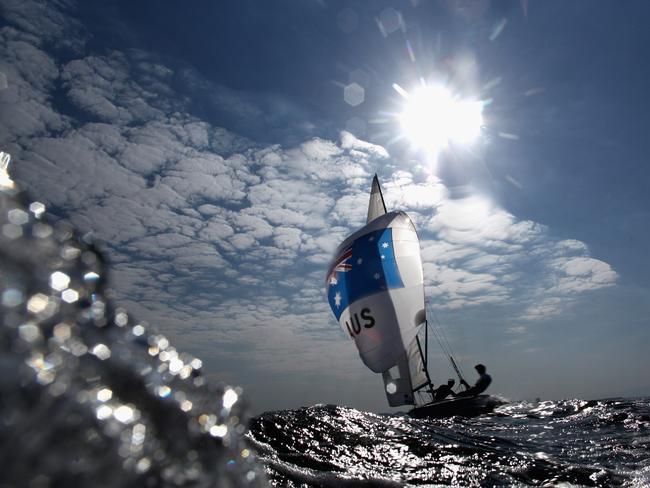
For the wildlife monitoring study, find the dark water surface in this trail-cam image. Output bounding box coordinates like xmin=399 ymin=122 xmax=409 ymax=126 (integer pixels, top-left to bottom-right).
xmin=249 ymin=398 xmax=650 ymax=487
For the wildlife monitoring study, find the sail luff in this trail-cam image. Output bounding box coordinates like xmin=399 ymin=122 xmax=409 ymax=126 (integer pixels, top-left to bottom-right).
xmin=366 ymin=174 xmax=387 ymax=223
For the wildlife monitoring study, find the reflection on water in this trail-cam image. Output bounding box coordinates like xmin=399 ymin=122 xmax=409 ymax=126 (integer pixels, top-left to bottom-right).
xmin=250 ymin=399 xmax=650 ymax=487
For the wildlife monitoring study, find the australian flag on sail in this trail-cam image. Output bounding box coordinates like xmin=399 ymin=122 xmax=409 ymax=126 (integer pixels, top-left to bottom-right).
xmin=327 ymin=228 xmax=404 ymax=320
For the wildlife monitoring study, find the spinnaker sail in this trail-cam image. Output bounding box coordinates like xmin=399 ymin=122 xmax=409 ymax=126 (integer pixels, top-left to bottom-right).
xmin=326 ymin=175 xmax=434 ymax=407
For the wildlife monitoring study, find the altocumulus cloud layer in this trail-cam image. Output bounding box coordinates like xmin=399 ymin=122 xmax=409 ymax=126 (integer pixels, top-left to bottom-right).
xmin=0 ymin=0 xmax=617 ymax=410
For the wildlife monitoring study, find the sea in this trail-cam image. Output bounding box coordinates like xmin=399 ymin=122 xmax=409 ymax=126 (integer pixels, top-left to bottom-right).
xmin=249 ymin=399 xmax=650 ymax=487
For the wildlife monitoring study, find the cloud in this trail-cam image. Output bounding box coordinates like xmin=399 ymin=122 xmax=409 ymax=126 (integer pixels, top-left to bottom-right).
xmin=178 ymin=67 xmax=320 ymax=145
xmin=340 ymin=130 xmax=390 ymax=159
xmin=0 ymin=26 xmax=70 ymax=146
xmin=421 ymin=195 xmax=616 ymax=316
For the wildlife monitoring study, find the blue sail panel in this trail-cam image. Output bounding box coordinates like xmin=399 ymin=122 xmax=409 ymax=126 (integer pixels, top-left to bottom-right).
xmin=326 ymin=228 xmax=404 ymax=320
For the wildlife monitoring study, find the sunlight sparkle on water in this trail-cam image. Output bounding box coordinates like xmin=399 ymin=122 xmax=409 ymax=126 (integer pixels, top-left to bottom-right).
xmin=50 ymin=271 xmax=70 ymax=291
xmin=397 ymin=83 xmax=483 ymax=158
xmin=114 ymin=404 xmax=135 ymax=423
xmin=210 ymin=424 xmax=228 ymax=437
xmin=223 ymin=388 xmax=238 ymax=409
xmin=27 ymin=293 xmax=49 ymax=313
xmin=97 ymin=388 xmax=113 ymax=402
xmin=61 ymin=288 xmax=79 ymax=303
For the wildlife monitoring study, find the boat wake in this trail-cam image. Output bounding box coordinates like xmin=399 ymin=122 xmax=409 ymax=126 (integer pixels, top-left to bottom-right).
xmin=249 ymin=398 xmax=650 ymax=487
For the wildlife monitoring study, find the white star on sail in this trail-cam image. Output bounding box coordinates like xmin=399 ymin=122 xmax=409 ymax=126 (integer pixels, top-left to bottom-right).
xmin=382 ymin=242 xmax=389 ymax=248
xmin=373 ymin=273 xmax=380 ymax=280
xmin=357 ymin=258 xmax=363 ymax=265
xmin=334 ymin=292 xmax=342 ymax=307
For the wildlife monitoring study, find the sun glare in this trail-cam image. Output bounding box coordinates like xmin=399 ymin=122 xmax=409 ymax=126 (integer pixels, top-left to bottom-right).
xmin=398 ymin=84 xmax=484 ymax=156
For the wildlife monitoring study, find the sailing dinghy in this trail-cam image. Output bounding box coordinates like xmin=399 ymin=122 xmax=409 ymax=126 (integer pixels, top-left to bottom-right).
xmin=326 ymin=175 xmax=501 ymax=417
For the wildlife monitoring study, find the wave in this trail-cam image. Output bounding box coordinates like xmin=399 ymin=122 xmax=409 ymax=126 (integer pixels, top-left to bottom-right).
xmin=250 ymin=398 xmax=650 ymax=487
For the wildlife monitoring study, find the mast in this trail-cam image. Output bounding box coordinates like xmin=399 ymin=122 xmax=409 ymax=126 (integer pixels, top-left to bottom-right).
xmin=425 ymin=319 xmax=428 ymax=369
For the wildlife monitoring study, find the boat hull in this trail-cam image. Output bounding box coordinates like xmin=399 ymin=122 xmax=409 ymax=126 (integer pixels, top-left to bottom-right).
xmin=408 ymin=395 xmax=504 ymax=419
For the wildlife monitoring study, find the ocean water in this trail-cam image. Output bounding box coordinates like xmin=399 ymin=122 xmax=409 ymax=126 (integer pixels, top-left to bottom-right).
xmin=249 ymin=398 xmax=650 ymax=487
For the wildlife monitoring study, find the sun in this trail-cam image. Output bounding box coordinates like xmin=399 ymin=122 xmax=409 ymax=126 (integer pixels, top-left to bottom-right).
xmin=397 ymin=83 xmax=484 ymax=157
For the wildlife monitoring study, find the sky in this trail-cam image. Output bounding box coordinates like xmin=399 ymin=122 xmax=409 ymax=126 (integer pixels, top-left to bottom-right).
xmin=1 ymin=0 xmax=649 ymax=415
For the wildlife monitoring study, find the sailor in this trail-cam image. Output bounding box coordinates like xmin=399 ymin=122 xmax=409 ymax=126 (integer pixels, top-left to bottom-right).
xmin=457 ymin=364 xmax=492 ymax=397
xmin=432 ymin=379 xmax=457 ymax=402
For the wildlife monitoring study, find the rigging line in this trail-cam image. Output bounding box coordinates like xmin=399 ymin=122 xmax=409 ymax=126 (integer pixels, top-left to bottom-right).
xmin=425 ymin=301 xmax=467 ymax=381
xmin=425 ymin=301 xmax=453 ymax=357
xmin=427 ymin=302 xmax=458 ymax=364
xmin=430 ymin=329 xmax=466 ymax=386
xmin=427 ymin=316 xmax=454 ymax=363
xmin=425 ymin=325 xmax=452 ymax=374
xmin=425 ymin=307 xmax=449 ymax=356
xmin=429 ymin=300 xmax=469 ymax=381
xmin=441 ymin=320 xmax=465 ymax=380
xmin=427 ymin=301 xmax=455 ymax=356
xmin=431 ymin=324 xmax=452 ymax=359
xmin=428 ymin=318 xmax=455 ymax=369
xmin=449 ymin=356 xmax=467 ymax=386
xmin=431 ymin=306 xmax=467 ymax=380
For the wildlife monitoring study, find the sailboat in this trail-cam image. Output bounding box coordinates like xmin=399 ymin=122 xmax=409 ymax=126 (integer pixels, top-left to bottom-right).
xmin=326 ymin=175 xmax=501 ymax=418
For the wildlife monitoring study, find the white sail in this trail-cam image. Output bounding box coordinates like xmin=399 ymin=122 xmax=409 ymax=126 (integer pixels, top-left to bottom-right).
xmin=326 ymin=176 xmax=430 ymax=407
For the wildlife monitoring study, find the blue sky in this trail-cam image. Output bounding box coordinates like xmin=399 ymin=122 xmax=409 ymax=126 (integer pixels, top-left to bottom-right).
xmin=1 ymin=0 xmax=649 ymax=414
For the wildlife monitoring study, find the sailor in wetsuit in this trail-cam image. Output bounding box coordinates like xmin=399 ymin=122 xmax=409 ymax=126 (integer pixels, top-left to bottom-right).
xmin=432 ymin=379 xmax=457 ymax=402
xmin=457 ymin=363 xmax=492 ymax=397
